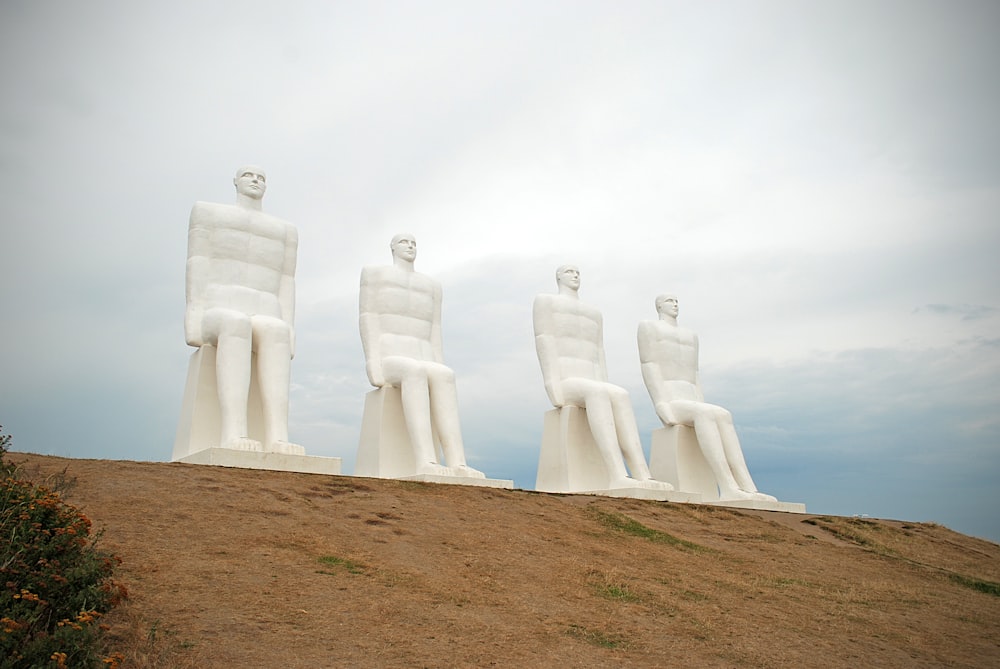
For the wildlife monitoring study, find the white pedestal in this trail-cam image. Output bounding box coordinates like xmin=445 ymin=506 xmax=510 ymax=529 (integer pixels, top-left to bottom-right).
xmin=174 ymin=346 xmax=271 ymax=461
xmin=649 ymin=425 xmax=719 ymax=499
xmin=177 ymin=448 xmax=341 ymax=475
xmin=356 ymin=387 xmax=512 ymax=488
xmin=649 ymin=426 xmax=807 ymax=512
xmin=536 ymin=408 xmax=699 ymax=502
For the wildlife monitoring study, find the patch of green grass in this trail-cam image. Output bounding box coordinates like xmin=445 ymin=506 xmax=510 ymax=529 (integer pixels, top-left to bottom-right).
xmin=589 ymin=508 xmax=709 ymax=552
xmin=317 ymin=555 xmax=366 ymax=575
xmin=949 ymin=573 xmax=1000 ymax=597
xmin=566 ymin=624 xmax=628 ymax=649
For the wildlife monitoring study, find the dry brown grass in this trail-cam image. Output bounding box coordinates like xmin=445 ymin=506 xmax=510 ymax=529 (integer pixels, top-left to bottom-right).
xmin=11 ymin=452 xmax=1000 ymax=668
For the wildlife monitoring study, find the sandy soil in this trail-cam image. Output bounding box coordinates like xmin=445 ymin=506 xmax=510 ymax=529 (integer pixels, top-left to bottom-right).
xmin=11 ymin=453 xmax=1000 ymax=668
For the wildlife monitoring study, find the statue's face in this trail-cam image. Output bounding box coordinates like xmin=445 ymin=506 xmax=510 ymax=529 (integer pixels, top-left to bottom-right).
xmin=391 ymin=234 xmax=417 ymax=262
xmin=556 ymin=265 xmax=580 ymax=290
xmin=656 ymin=295 xmax=679 ymax=318
xmin=234 ymin=168 xmax=266 ymax=200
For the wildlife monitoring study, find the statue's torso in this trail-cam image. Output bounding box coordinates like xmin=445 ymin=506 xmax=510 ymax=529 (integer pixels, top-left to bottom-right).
xmin=362 ymin=266 xmax=439 ymax=361
xmin=641 ymin=321 xmax=701 ymax=401
xmin=189 ymin=202 xmax=293 ymax=318
xmin=537 ymin=295 xmax=605 ymax=381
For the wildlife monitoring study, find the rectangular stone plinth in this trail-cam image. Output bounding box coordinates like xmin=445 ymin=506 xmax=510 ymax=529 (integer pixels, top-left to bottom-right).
xmin=394 ymin=474 xmax=514 ymax=489
xmin=177 ymin=448 xmax=342 ymax=475
xmin=575 ymin=488 xmax=701 ymax=503
xmin=704 ymin=499 xmax=807 ymax=513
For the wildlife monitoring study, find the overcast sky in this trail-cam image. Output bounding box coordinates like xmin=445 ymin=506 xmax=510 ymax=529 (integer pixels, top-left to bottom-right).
xmin=2 ymin=1 xmax=998 ymax=542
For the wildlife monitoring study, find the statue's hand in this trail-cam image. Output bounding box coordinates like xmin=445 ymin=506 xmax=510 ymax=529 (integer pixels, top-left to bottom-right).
xmin=366 ymin=361 xmax=385 ymax=387
xmin=545 ymin=383 xmax=565 ymax=408
xmin=184 ymin=310 xmax=204 ymax=347
xmin=656 ymin=402 xmax=680 ymax=426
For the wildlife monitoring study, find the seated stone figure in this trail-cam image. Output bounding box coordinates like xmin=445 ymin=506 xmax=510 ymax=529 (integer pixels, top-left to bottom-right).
xmin=357 ymin=233 xmax=484 ymax=478
xmin=533 ymin=265 xmax=672 ymax=492
xmin=638 ymin=294 xmax=774 ymax=501
xmin=177 ymin=166 xmax=302 ymax=456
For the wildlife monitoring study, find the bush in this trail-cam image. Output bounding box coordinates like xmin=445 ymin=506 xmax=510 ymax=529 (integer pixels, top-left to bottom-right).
xmin=0 ymin=427 xmax=126 ymax=668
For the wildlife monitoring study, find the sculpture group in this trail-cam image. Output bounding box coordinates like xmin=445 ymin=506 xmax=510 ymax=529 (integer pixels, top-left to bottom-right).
xmin=175 ymin=167 xmax=797 ymax=508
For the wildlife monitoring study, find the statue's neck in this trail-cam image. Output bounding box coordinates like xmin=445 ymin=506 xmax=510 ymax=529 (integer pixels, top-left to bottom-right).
xmin=558 ymin=286 xmax=579 ymax=299
xmin=393 ymin=257 xmax=415 ymax=272
xmin=659 ymin=314 xmax=678 ymax=326
xmin=235 ymin=194 xmax=263 ymax=211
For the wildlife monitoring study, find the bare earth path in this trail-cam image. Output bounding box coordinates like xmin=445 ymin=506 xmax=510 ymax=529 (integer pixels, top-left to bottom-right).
xmin=12 ymin=453 xmax=1000 ymax=668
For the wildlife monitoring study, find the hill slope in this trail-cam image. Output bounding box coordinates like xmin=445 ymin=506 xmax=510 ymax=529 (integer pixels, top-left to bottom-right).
xmin=11 ymin=453 xmax=1000 ymax=668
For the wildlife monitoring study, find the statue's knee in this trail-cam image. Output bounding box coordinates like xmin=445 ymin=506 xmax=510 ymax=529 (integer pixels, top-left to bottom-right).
xmin=608 ymin=386 xmax=629 ymax=404
xmin=253 ymin=316 xmax=291 ymax=344
xmin=207 ymin=309 xmax=252 ymax=340
xmin=431 ymin=364 xmax=455 ymax=385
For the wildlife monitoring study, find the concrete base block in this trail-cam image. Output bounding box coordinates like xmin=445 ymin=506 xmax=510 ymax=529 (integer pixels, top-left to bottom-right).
xmin=705 ymin=498 xmax=807 ymax=513
xmin=649 ymin=425 xmax=719 ymax=499
xmin=649 ymin=426 xmax=806 ymax=512
xmin=536 ymin=407 xmax=695 ymax=501
xmin=355 ymin=387 xmax=509 ymax=487
xmin=536 ymin=406 xmax=609 ymax=493
xmin=177 ymin=447 xmax=341 ymax=475
xmin=393 ymin=474 xmax=513 ymax=489
xmin=356 ymin=386 xmax=437 ymax=478
xmin=174 ymin=346 xmax=271 ymax=461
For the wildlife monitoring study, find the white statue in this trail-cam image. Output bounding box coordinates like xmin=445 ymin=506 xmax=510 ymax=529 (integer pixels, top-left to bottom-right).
xmin=358 ymin=234 xmax=484 ymax=478
xmin=533 ymin=265 xmax=672 ymax=491
xmin=183 ymin=166 xmax=301 ymax=454
xmin=638 ymin=294 xmax=774 ymax=501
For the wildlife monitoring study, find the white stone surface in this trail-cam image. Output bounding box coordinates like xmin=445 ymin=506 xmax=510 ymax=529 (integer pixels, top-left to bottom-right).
xmin=532 ymin=265 xmax=672 ymax=494
xmin=391 ymin=474 xmax=513 ymax=489
xmin=177 ymin=447 xmax=341 ymax=475
xmin=638 ymin=294 xmax=789 ymax=504
xmin=356 ymin=234 xmax=485 ymax=479
xmin=537 ymin=408 xmax=698 ymax=501
xmin=649 ymin=425 xmax=720 ymax=500
xmin=175 ymin=166 xmax=302 ymax=459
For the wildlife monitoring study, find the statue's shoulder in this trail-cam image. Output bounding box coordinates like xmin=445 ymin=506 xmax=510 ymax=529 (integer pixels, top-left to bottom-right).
xmin=360 ymin=264 xmax=386 ymax=282
xmin=533 ymin=293 xmax=559 ymax=313
xmin=190 ymin=200 xmax=232 ymax=220
xmin=360 ymin=264 xmax=405 ymax=287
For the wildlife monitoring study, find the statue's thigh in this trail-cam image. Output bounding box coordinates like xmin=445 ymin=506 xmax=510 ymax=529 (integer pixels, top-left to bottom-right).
xmin=560 ymin=378 xmax=615 ymax=406
xmin=201 ymin=308 xmax=251 ymax=344
xmin=382 ymin=357 xmax=428 ymax=385
xmin=249 ymin=315 xmax=290 ymax=347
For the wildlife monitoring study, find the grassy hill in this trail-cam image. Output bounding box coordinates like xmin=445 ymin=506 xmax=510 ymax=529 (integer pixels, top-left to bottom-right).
xmin=11 ymin=452 xmax=1000 ymax=668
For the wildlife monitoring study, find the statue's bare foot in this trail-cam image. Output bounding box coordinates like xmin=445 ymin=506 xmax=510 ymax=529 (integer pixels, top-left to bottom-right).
xmin=268 ymin=441 xmax=305 ymax=456
xmin=416 ymin=462 xmax=456 ymax=477
xmin=452 ymin=465 xmax=486 ymax=479
xmin=222 ymin=437 xmax=262 ymax=452
xmin=611 ymin=476 xmax=674 ymax=491
xmin=718 ymin=488 xmax=759 ymax=501
xmin=750 ymin=491 xmax=777 ymax=502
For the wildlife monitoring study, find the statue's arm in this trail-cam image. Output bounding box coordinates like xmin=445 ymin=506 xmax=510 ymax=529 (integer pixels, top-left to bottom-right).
xmin=431 ymin=281 xmax=445 ymax=364
xmin=280 ymin=224 xmax=298 ymax=358
xmin=359 ymin=268 xmax=385 ymax=387
xmin=692 ymin=334 xmax=703 ymax=398
xmin=595 ymin=311 xmax=609 ymax=383
xmin=638 ymin=322 xmax=679 ymax=425
xmin=184 ymin=204 xmax=211 ymax=347
xmin=532 ymin=297 xmax=565 ymax=407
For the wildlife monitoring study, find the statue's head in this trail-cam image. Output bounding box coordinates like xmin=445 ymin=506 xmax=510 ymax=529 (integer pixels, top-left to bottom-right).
xmin=555 ymin=264 xmax=580 ymax=291
xmin=390 ymin=233 xmax=417 ymax=262
xmin=233 ymin=166 xmax=266 ymax=200
xmin=655 ymin=294 xmax=679 ymax=318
